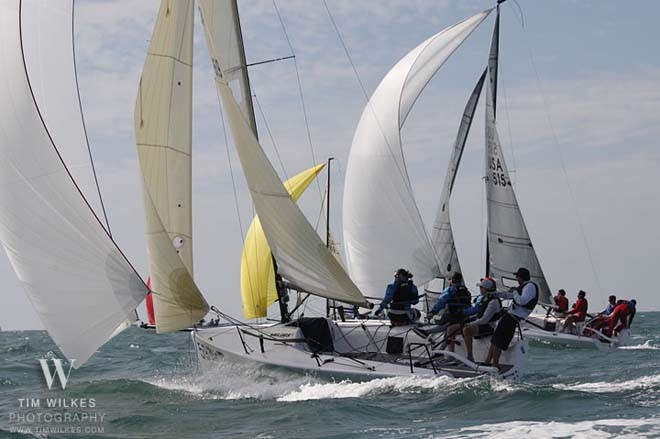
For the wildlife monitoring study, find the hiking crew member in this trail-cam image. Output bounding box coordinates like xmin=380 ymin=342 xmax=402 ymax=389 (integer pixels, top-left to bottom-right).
xmin=428 ymin=272 xmax=471 ymax=326
xmin=553 ymin=289 xmax=569 ymax=314
xmin=463 ymin=278 xmax=502 ymax=362
xmin=562 ymin=290 xmax=588 ymax=333
xmin=484 ymin=267 xmax=538 ymax=370
xmin=376 ymin=269 xmax=419 ymax=326
xmin=600 ymin=295 xmax=617 ymax=316
xmin=605 ymin=299 xmax=637 ymax=337
xmin=587 ymin=295 xmax=617 ymax=334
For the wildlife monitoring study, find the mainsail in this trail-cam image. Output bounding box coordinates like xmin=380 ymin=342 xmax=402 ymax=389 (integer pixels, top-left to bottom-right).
xmin=342 ymin=10 xmax=491 ymax=299
xmin=241 ymin=163 xmax=326 ymax=319
xmin=0 ymin=0 xmax=147 ymax=366
xmin=135 ymin=0 xmax=208 ymax=332
xmin=484 ymin=10 xmax=551 ymax=303
xmin=430 ymin=69 xmax=487 ymax=276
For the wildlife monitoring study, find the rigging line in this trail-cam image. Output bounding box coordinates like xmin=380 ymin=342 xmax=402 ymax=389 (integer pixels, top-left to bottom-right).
xmin=72 ymin=0 xmax=111 ymax=236
xmin=321 ymin=0 xmax=446 ymax=269
xmin=518 ymin=22 xmax=603 ymax=294
xmin=271 ymin=0 xmax=324 ymax=203
xmin=499 ymin=62 xmax=519 ymax=185
xmin=215 ymin=88 xmax=246 ymax=242
xmin=251 ymin=87 xmax=289 ymax=181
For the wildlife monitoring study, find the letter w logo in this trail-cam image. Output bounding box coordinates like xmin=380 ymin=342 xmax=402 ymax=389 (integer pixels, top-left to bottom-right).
xmin=39 ymin=359 xmax=75 ymax=390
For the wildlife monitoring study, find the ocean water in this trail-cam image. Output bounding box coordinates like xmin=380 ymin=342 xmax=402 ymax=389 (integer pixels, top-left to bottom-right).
xmin=1 ymin=313 xmax=659 ymax=439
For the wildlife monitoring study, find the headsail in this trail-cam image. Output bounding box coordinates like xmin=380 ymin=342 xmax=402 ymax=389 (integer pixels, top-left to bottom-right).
xmin=431 ymin=69 xmax=487 ymax=275
xmin=342 ymin=10 xmax=491 ymax=299
xmin=135 ymin=0 xmax=208 ymax=332
xmin=241 ymin=163 xmax=326 ymax=319
xmin=214 ymin=77 xmax=366 ymax=306
xmin=484 ymin=10 xmax=551 ymax=303
xmin=0 ymin=0 xmax=147 ymax=367
xmin=198 ymin=0 xmax=257 ymax=136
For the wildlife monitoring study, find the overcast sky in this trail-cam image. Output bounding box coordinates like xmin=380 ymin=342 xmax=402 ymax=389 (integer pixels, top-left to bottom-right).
xmin=3 ymin=0 xmax=659 ymax=330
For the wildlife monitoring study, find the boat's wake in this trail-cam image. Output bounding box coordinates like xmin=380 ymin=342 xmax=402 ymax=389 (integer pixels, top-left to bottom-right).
xmin=620 ymin=340 xmax=660 ymax=350
xmin=277 ymin=375 xmax=474 ymax=402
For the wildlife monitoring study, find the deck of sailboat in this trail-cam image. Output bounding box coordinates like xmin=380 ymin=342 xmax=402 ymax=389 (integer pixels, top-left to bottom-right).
xmin=192 ymin=317 xmax=524 ymax=380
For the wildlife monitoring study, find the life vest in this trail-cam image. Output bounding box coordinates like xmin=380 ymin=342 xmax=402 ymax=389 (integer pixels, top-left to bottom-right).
xmin=514 ymin=281 xmax=539 ymax=311
xmin=573 ymin=298 xmax=588 ymax=315
xmin=476 ymin=295 xmax=502 ymax=322
xmin=555 ymin=295 xmax=568 ymax=312
xmin=446 ymin=285 xmax=471 ymax=315
xmin=390 ymin=280 xmax=416 ymax=311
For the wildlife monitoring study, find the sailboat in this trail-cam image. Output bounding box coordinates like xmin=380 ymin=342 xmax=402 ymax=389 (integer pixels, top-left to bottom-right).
xmin=183 ymin=2 xmax=528 ymax=379
xmin=0 ymin=0 xmax=528 ymax=378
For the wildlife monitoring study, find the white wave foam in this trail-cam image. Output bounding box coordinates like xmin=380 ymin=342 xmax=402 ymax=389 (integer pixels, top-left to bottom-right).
xmin=143 ymin=361 xmax=319 ymax=400
xmin=553 ymin=374 xmax=660 ymax=393
xmin=438 ymin=418 xmax=660 ymax=439
xmin=277 ymin=375 xmax=472 ymax=402
xmin=620 ymin=340 xmax=660 ymax=350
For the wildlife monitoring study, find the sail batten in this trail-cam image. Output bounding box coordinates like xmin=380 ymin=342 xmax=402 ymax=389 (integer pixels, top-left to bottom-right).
xmin=0 ymin=0 xmax=148 ymax=367
xmin=342 ymin=10 xmax=491 ymax=299
xmin=135 ymin=0 xmax=208 ymax=332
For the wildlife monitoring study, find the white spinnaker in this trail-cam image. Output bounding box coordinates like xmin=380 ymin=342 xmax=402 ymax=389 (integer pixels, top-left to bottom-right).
xmin=198 ymin=0 xmax=257 ymax=136
xmin=484 ymin=78 xmax=551 ymax=303
xmin=21 ymin=0 xmax=107 ymax=229
xmin=431 ymin=69 xmax=487 ymax=276
xmin=0 ymin=1 xmax=147 ymax=367
xmin=343 ymin=10 xmax=491 ymax=299
xmin=215 ymin=78 xmax=366 ymax=306
xmin=135 ymin=0 xmax=208 ymax=332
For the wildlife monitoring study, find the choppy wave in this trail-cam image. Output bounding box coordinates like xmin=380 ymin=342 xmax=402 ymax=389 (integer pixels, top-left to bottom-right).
xmin=620 ymin=340 xmax=660 ymax=350
xmin=143 ymin=361 xmax=320 ymax=400
xmin=553 ymin=374 xmax=660 ymax=394
xmin=277 ymin=375 xmax=472 ymax=402
xmin=436 ymin=418 xmax=660 ymax=439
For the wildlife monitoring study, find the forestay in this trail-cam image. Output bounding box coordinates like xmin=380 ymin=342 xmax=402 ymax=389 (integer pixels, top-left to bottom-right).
xmin=135 ymin=0 xmax=208 ymax=332
xmin=483 ymin=10 xmax=550 ymax=303
xmin=431 ymin=69 xmax=487 ymax=276
xmin=342 ymin=10 xmax=491 ymax=299
xmin=214 ymin=77 xmax=366 ymax=306
xmin=241 ymin=163 xmax=325 ymax=319
xmin=198 ymin=0 xmax=257 ymax=136
xmin=0 ymin=0 xmax=147 ymax=367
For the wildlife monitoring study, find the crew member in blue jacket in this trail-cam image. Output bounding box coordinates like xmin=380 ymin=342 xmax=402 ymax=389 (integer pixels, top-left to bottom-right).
xmin=375 ymin=269 xmax=419 ymax=325
xmin=428 ymin=272 xmax=471 ymax=325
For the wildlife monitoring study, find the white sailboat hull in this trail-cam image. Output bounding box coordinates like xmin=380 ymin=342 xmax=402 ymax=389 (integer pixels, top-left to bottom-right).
xmin=192 ymin=319 xmax=528 ymax=380
xmin=522 ymin=314 xmax=630 ymax=351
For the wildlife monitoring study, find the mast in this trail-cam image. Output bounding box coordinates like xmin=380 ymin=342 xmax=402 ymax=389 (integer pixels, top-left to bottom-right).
xmin=485 ymin=4 xmax=500 ymax=278
xmin=325 ymin=157 xmax=335 ymax=318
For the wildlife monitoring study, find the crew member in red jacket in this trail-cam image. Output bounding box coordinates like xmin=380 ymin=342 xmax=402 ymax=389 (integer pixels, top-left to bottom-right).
xmin=553 ymin=289 xmax=569 ymax=314
xmin=561 ymin=290 xmax=588 ymax=333
xmin=606 ymin=299 xmax=637 ymax=337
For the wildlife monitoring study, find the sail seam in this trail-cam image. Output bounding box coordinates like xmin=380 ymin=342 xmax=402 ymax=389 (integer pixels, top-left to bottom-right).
xmin=17 ymin=0 xmax=148 ymax=292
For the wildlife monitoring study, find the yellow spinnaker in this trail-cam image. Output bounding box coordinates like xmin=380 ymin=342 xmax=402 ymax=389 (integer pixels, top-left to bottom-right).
xmin=241 ymin=163 xmax=326 ymax=319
